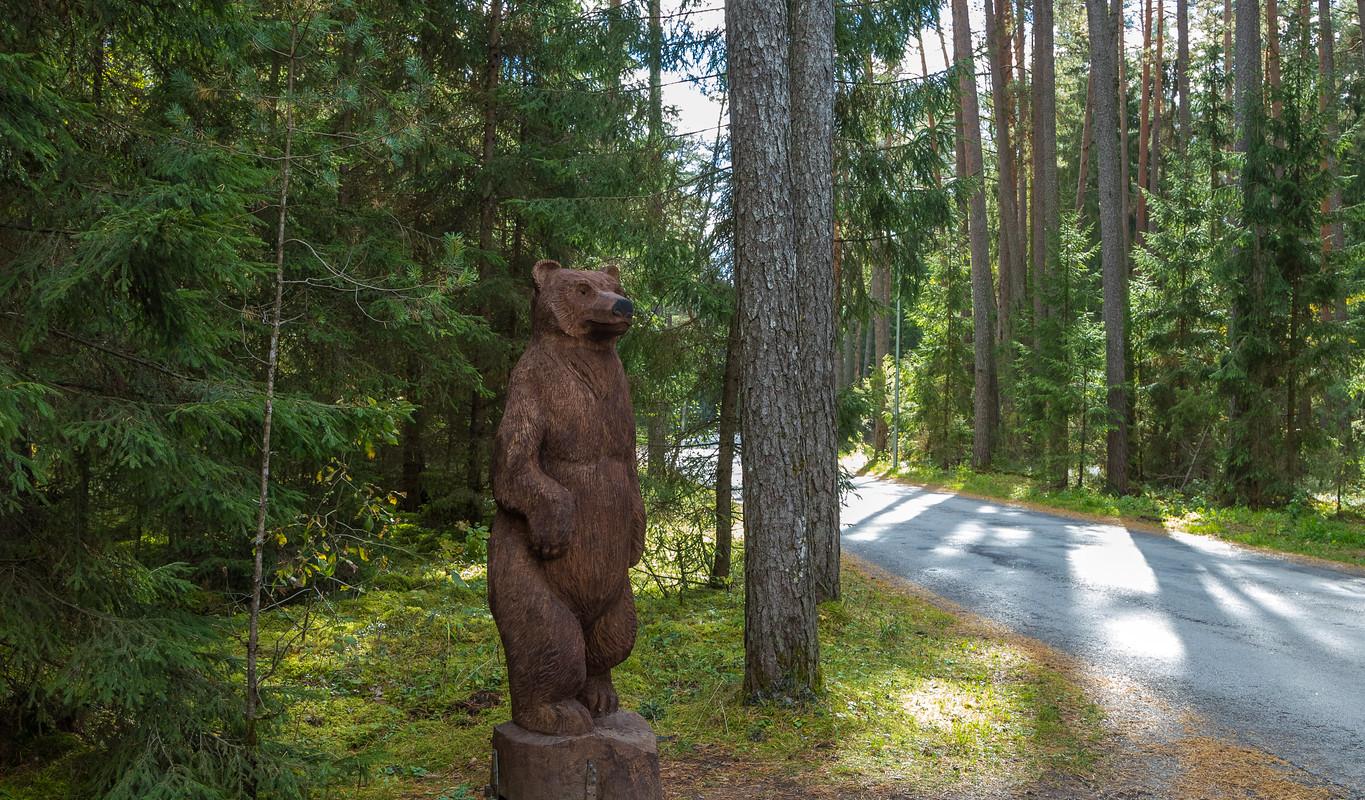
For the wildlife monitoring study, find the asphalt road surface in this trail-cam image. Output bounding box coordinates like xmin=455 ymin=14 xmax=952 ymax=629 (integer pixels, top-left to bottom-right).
xmin=840 ymin=474 xmax=1365 ymax=797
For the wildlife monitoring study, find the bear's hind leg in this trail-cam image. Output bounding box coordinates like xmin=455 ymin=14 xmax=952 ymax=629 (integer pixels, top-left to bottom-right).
xmin=579 ymin=585 xmax=638 ymax=717
xmin=490 ymin=535 xmax=592 ymax=736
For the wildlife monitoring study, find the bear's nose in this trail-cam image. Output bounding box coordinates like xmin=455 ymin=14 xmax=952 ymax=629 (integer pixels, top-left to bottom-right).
xmin=612 ymin=297 xmax=634 ymax=318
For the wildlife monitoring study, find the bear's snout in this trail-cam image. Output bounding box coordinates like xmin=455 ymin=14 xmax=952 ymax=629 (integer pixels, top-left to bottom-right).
xmin=611 ymin=297 xmax=634 ymax=319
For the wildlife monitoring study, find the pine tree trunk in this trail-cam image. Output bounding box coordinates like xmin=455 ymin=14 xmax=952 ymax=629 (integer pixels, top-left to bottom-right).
xmin=954 ymin=0 xmax=999 ymax=470
xmin=1151 ymin=0 xmax=1164 ymax=208
xmin=1267 ymin=0 xmax=1282 ymax=118
xmin=1177 ymin=0 xmax=1191 ymax=149
xmin=727 ymin=0 xmax=821 ymax=702
xmin=1087 ymin=0 xmax=1130 ymax=493
xmin=1033 ymin=0 xmax=1063 ymax=484
xmin=1076 ymin=74 xmax=1094 ymax=213
xmin=1322 ymin=0 xmax=1347 ymax=322
xmin=1138 ymin=0 xmax=1153 ymax=237
xmin=790 ymin=0 xmax=840 ymax=602
xmin=986 ymin=0 xmax=1024 ymax=350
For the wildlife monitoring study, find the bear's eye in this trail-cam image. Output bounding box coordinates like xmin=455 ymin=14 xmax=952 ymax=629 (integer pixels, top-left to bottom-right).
xmin=577 ymin=284 xmax=591 ymax=296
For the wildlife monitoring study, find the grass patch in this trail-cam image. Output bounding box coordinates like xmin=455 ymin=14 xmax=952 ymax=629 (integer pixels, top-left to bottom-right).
xmin=0 ymin=532 xmax=1105 ymax=799
xmin=265 ymin=548 xmax=1101 ymax=797
xmin=880 ymin=460 xmax=1365 ymax=568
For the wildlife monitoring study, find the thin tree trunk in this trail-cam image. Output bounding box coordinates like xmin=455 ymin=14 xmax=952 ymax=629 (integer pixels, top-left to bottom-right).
xmin=1034 ymin=0 xmax=1063 ymax=483
xmin=1032 ymin=0 xmax=1058 ymax=328
xmin=466 ymin=0 xmax=503 ymax=513
xmin=1014 ymin=0 xmax=1030 ymax=261
xmin=1076 ymin=74 xmax=1093 ymax=213
xmin=1225 ymin=0 xmax=1234 ymax=105
xmin=710 ymin=310 xmax=740 ymax=586
xmin=246 ymin=19 xmax=297 ymax=764
xmin=1321 ymin=0 xmax=1347 ymax=321
xmin=1087 ymin=0 xmax=1130 ymax=493
xmin=954 ymin=0 xmax=999 ymax=470
xmin=1137 ymin=0 xmax=1152 ymax=237
xmin=1117 ymin=0 xmax=1132 ymax=251
xmin=1177 ymin=0 xmax=1191 ymax=149
xmin=986 ymin=0 xmax=1024 ymax=349
xmin=872 ymin=256 xmax=891 ymax=455
xmin=1151 ymin=0 xmax=1165 ymax=212
xmin=1267 ymin=0 xmax=1282 ymax=118
xmin=728 ymin=0 xmax=821 ymax=702
xmin=790 ymin=0 xmax=840 ymax=602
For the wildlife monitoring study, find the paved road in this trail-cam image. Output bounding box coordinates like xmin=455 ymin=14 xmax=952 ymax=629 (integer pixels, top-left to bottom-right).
xmin=841 ymin=475 xmax=1365 ymax=797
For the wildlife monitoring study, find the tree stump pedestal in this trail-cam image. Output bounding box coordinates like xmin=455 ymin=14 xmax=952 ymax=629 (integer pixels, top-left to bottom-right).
xmin=488 ymin=711 xmax=662 ymax=800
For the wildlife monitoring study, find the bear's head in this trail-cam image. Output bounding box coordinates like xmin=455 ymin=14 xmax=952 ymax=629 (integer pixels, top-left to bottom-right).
xmin=531 ymin=259 xmax=634 ymax=344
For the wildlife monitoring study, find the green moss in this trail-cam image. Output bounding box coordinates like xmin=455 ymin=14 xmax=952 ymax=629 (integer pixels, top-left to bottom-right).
xmin=882 ymin=460 xmax=1365 ymax=568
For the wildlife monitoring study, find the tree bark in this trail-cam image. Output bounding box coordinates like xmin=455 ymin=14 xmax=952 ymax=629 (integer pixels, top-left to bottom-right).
xmin=1076 ymin=74 xmax=1093 ymax=213
xmin=1087 ymin=0 xmax=1130 ymax=493
xmin=1321 ymin=0 xmax=1346 ymax=321
xmin=1138 ymin=0 xmax=1153 ymax=237
xmin=1177 ymin=0 xmax=1190 ymax=149
xmin=986 ymin=0 xmax=1024 ymax=349
xmin=728 ymin=0 xmax=821 ymax=702
xmin=1151 ymin=0 xmax=1164 ymax=208
xmin=954 ymin=0 xmax=999 ymax=470
xmin=1032 ymin=0 xmax=1058 ymax=329
xmin=790 ymin=0 xmax=840 ymax=602
xmin=1267 ymin=0 xmax=1282 ymax=118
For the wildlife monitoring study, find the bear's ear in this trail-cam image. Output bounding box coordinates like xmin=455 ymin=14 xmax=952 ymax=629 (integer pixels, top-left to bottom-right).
xmin=600 ymin=262 xmax=621 ymax=279
xmin=532 ymin=259 xmax=562 ymax=289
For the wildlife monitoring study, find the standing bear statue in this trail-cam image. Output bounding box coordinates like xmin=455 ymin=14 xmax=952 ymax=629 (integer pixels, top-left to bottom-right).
xmin=486 ymin=259 xmax=660 ymax=800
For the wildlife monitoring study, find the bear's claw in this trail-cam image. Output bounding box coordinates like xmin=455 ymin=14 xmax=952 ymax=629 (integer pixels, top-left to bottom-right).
xmin=515 ymin=699 xmax=594 ymax=736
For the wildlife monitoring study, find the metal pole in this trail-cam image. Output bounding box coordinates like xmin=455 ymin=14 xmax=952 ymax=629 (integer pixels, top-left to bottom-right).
xmin=892 ymin=285 xmax=901 ymax=470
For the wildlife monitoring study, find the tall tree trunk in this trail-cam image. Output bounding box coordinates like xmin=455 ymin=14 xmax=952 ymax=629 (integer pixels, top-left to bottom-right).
xmin=1117 ymin=0 xmax=1132 ymax=250
xmin=986 ymin=0 xmax=1024 ymax=350
xmin=728 ymin=0 xmax=821 ymax=702
xmin=790 ymin=0 xmax=840 ymax=602
xmin=710 ymin=310 xmax=740 ymax=587
xmin=646 ymin=0 xmax=670 ymax=476
xmin=1321 ymin=0 xmax=1347 ymax=321
xmin=1151 ymin=0 xmax=1165 ymax=212
xmin=954 ymin=0 xmax=999 ymax=470
xmin=1087 ymin=0 xmax=1130 ymax=493
xmin=1014 ymin=0 xmax=1030 ymax=261
xmin=1032 ymin=0 xmax=1058 ymax=327
xmin=1033 ymin=0 xmax=1063 ymax=484
xmin=1076 ymin=74 xmax=1094 ymax=213
xmin=1137 ymin=0 xmax=1152 ymax=237
xmin=246 ymin=19 xmax=297 ymax=769
xmin=1267 ymin=0 xmax=1282 ymax=118
xmin=1226 ymin=0 xmax=1235 ymax=104
xmin=1177 ymin=0 xmax=1191 ymax=149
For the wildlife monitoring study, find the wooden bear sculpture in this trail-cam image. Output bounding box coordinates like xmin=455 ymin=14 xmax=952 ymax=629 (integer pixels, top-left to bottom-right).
xmin=488 ymin=259 xmax=646 ymax=737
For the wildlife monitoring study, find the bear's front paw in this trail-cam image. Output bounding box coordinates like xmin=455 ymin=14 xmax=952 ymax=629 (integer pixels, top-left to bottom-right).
xmin=528 ymin=501 xmax=575 ymax=560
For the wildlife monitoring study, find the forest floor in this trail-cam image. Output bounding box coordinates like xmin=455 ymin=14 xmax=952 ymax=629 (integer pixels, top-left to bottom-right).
xmin=870 ymin=458 xmax=1365 ymax=569
xmin=256 ymin=538 xmax=1109 ymax=800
